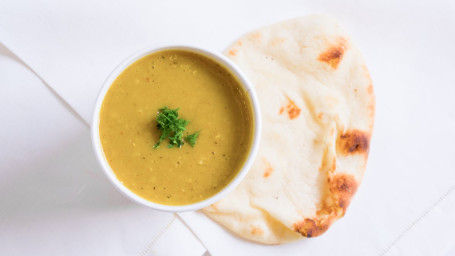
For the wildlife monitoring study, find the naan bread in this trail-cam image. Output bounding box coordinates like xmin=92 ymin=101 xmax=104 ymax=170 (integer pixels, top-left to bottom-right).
xmin=203 ymin=15 xmax=375 ymax=244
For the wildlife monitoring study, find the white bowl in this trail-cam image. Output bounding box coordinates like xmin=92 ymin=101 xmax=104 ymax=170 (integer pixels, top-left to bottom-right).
xmin=91 ymin=45 xmax=261 ymax=212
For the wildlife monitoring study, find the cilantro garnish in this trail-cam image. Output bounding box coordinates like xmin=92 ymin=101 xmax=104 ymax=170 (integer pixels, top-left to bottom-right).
xmin=185 ymin=131 xmax=200 ymax=148
xmin=153 ymin=107 xmax=199 ymax=148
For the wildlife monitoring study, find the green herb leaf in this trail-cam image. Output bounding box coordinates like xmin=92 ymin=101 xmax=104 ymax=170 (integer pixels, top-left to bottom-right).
xmin=185 ymin=131 xmax=200 ymax=148
xmin=153 ymin=106 xmax=199 ymax=148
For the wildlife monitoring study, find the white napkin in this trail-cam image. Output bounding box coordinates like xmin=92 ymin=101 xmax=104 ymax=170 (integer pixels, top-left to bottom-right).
xmin=1 ymin=0 xmax=454 ymax=255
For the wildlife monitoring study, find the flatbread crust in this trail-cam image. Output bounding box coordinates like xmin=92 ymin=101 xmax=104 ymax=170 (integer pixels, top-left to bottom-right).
xmin=203 ymin=15 xmax=375 ymax=244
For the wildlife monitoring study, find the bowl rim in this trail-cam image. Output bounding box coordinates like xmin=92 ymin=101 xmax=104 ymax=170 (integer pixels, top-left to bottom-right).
xmin=91 ymin=44 xmax=262 ymax=212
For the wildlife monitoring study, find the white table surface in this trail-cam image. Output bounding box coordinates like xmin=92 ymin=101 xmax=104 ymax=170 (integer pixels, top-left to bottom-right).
xmin=1 ymin=0 xmax=455 ymax=255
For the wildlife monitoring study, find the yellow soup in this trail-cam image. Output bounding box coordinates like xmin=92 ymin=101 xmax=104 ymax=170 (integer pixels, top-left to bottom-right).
xmin=99 ymin=50 xmax=254 ymax=205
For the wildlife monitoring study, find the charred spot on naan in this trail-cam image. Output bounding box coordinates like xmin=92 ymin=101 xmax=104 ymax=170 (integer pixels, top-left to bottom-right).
xmin=262 ymin=159 xmax=274 ymax=178
xmin=367 ymin=84 xmax=374 ymax=94
xmin=246 ymin=31 xmax=262 ymax=42
xmin=329 ymin=174 xmax=358 ymax=212
xmin=368 ymin=92 xmax=376 ymax=129
xmin=228 ymin=49 xmax=238 ymax=56
xmin=294 ymin=174 xmax=358 ymax=238
xmin=293 ymin=218 xmax=330 ymax=238
xmin=250 ymin=225 xmax=264 ymax=236
xmin=318 ymin=37 xmax=348 ymax=69
xmin=361 ymin=65 xmax=376 ymax=129
xmin=288 ymin=108 xmax=300 ymax=119
xmin=264 ymin=164 xmax=273 ymax=178
xmin=279 ymin=96 xmax=301 ymax=119
xmin=337 ymin=130 xmax=370 ymax=155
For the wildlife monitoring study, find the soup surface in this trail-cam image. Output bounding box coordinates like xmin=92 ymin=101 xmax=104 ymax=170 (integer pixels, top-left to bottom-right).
xmin=99 ymin=50 xmax=254 ymax=205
